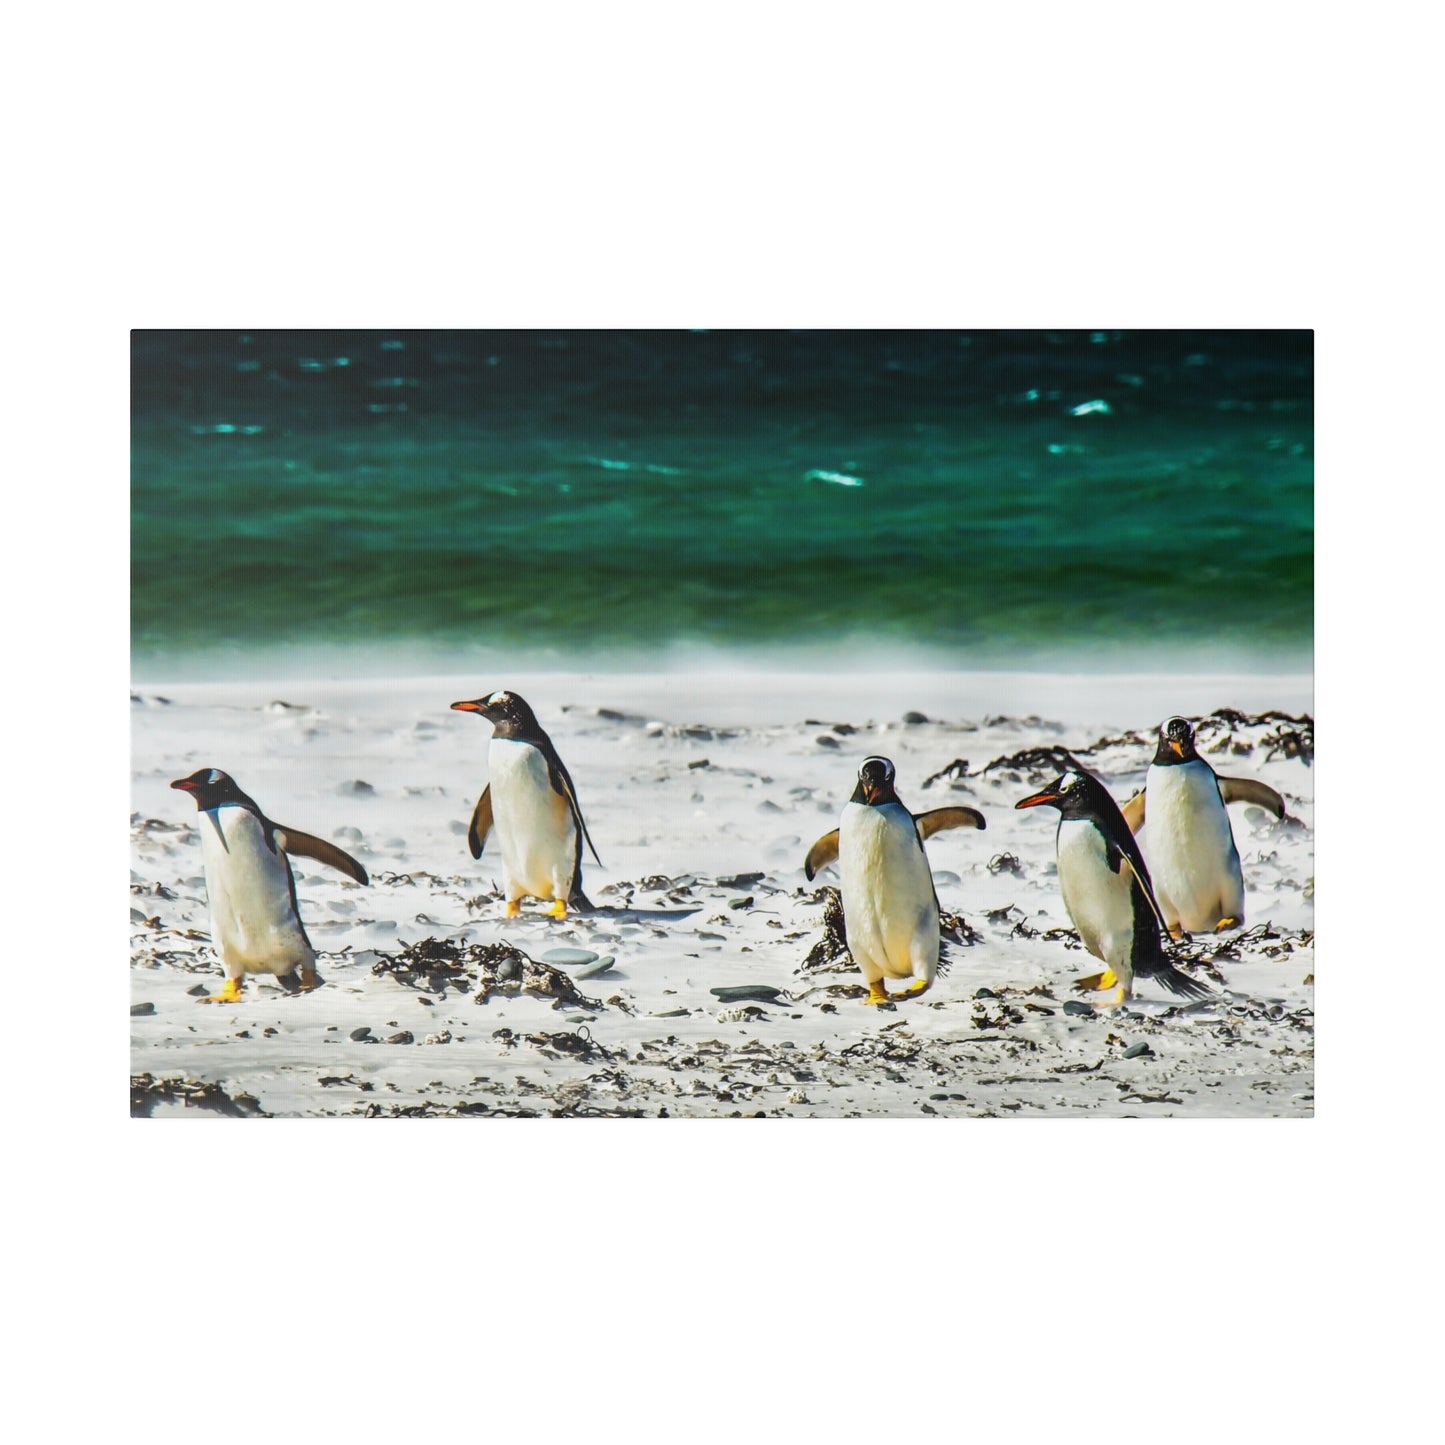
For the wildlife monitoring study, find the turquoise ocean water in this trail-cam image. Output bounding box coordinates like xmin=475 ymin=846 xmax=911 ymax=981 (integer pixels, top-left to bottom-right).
xmin=131 ymin=330 xmax=1311 ymax=678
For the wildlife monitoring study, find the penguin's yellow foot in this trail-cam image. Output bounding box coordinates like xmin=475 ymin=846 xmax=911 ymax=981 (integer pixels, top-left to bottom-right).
xmin=548 ymin=899 xmax=567 ymax=921
xmin=1074 ymin=969 xmax=1119 ymax=993
xmin=505 ymin=900 xmax=522 ymax=918
xmin=1104 ymin=985 xmax=1128 ymax=1009
xmin=865 ymin=981 xmax=892 ymax=1006
xmin=202 ymin=977 xmax=244 ymax=1004
xmin=1214 ymin=917 xmax=1239 ymax=933
xmin=898 ymin=978 xmax=931 ymax=998
xmin=297 ymin=965 xmax=320 ymax=992
xmin=1167 ymin=923 xmax=1185 ymax=941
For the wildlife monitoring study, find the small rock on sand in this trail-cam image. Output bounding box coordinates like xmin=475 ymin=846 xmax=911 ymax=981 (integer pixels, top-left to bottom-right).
xmin=543 ymin=948 xmax=599 ymax=965
xmin=131 ymin=1002 xmax=156 ymax=1017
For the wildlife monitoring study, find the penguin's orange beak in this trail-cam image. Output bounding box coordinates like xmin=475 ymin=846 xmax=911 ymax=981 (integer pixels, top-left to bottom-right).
xmin=1015 ymin=789 xmax=1059 ymax=810
xmin=170 ymin=777 xmax=197 ymax=791
xmin=1168 ymin=738 xmax=1184 ymax=757
xmin=861 ymin=780 xmax=878 ymax=803
xmin=450 ymin=699 xmax=486 ymax=714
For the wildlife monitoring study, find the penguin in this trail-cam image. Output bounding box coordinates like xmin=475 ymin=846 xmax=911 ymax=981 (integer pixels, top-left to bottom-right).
xmin=1121 ymin=716 xmax=1287 ymax=936
xmin=170 ymin=767 xmax=368 ymax=1003
xmin=1015 ymin=768 xmax=1209 ymax=1005
xmin=450 ymin=689 xmax=600 ymax=919
xmin=803 ymin=756 xmax=985 ymax=1005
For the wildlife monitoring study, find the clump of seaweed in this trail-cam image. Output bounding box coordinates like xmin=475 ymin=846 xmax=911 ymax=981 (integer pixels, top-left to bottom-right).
xmin=131 ymin=1074 xmax=268 ymax=1118
xmin=371 ymin=936 xmax=604 ymax=1010
xmin=939 ymin=910 xmax=982 ymax=947
xmin=979 ymin=745 xmax=1085 ymax=779
xmin=922 ymin=758 xmax=971 ymax=788
xmin=800 ymin=887 xmax=851 ymax=973
xmin=371 ymin=935 xmax=487 ymax=993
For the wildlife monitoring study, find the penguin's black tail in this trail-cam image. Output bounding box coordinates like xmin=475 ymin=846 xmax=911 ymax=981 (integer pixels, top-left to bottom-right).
xmin=1144 ymin=959 xmax=1212 ymax=1001
xmin=569 ymin=886 xmax=595 ymax=914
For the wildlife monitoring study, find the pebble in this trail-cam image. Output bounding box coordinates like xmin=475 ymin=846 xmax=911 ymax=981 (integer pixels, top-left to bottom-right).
xmin=903 ymin=711 xmax=930 ymax=725
xmin=496 ymin=958 xmax=520 ymax=982
xmin=574 ymin=956 xmax=616 ymax=979
xmin=653 ymin=1008 xmax=690 ymax=1018
xmin=130 ymin=1002 xmax=156 ymax=1017
xmin=727 ymin=896 xmax=754 ymax=910
xmin=542 ymin=947 xmax=599 ymax=965
xmin=711 ymin=985 xmax=784 ymax=1003
xmin=386 ymin=1031 xmax=414 ymax=1044
xmin=186 ymin=984 xmax=210 ymax=996
xmin=815 ymin=735 xmax=841 ymax=749
xmin=1062 ymin=1000 xmax=1093 ymax=1017
xmin=349 ymin=1026 xmax=373 ymax=1041
xmin=974 ymin=987 xmax=997 ymax=1000
xmin=1121 ymin=1041 xmax=1152 ymax=1059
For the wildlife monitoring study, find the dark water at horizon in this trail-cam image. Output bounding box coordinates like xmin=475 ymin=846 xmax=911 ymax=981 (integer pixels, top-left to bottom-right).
xmin=131 ymin=329 xmax=1312 ymax=676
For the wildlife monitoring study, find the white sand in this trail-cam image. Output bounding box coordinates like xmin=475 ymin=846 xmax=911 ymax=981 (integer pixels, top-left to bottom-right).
xmin=130 ymin=671 xmax=1314 ymax=1118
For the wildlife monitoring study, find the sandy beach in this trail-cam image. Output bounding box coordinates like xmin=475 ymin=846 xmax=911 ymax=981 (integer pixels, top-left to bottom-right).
xmin=130 ymin=670 xmax=1313 ymax=1118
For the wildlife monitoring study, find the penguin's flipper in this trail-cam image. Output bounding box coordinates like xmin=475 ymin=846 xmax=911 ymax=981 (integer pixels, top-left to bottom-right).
xmin=1120 ymin=790 xmax=1146 ymax=832
xmin=1219 ymin=776 xmax=1286 ymax=818
xmin=467 ymin=785 xmax=494 ymax=860
xmin=914 ymin=805 xmax=986 ymax=838
xmin=804 ymin=829 xmax=840 ymax=881
xmin=547 ymin=757 xmax=602 ymax=866
xmin=273 ymin=828 xmax=369 ymax=886
xmin=1113 ymin=848 xmax=1171 ymax=940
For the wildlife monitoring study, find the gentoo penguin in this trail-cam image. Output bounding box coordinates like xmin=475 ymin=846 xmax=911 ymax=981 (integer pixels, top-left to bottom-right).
xmin=1015 ymin=769 xmax=1209 ymax=1005
xmin=803 ymin=756 xmax=985 ymax=1005
xmin=170 ymin=768 xmax=368 ymax=1003
xmin=1121 ymin=716 xmax=1287 ymax=936
xmin=450 ymin=689 xmax=600 ymax=919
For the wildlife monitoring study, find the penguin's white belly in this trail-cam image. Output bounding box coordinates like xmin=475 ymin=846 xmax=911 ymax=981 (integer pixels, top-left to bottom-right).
xmin=199 ymin=807 xmax=314 ymax=976
xmin=1057 ymin=819 xmax=1137 ymax=974
xmin=838 ymin=803 xmax=938 ymax=982
xmin=1144 ymin=762 xmax=1244 ymax=930
xmin=489 ymin=738 xmax=577 ymax=898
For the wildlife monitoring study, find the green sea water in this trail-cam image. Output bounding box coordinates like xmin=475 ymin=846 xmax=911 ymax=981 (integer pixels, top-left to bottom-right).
xmin=131 ymin=330 xmax=1312 ymax=677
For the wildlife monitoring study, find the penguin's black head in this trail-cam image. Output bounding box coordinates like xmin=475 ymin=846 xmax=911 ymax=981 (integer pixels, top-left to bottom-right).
xmin=170 ymin=767 xmax=246 ymax=811
xmin=851 ymin=755 xmax=900 ymax=806
xmin=1153 ymin=715 xmax=1198 ymax=764
xmin=450 ymin=689 xmax=542 ymax=740
xmin=1015 ymin=769 xmax=1106 ymax=820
